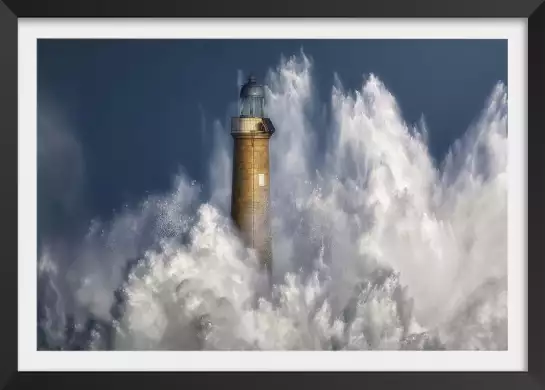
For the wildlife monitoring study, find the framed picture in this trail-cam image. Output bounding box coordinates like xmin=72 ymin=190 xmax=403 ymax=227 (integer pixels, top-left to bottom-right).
xmin=2 ymin=0 xmax=544 ymax=388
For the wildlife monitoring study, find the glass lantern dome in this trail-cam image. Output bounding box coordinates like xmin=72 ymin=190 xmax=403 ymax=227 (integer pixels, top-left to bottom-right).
xmin=239 ymin=75 xmax=265 ymax=118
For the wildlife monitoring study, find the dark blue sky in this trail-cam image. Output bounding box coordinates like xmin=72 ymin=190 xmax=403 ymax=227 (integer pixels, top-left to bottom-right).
xmin=37 ymin=39 xmax=507 ymax=240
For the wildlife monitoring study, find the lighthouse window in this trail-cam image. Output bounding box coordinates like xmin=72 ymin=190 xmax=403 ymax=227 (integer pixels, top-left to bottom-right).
xmin=240 ymin=96 xmax=264 ymax=117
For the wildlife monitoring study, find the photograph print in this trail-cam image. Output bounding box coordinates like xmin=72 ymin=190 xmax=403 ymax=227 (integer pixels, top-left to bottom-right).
xmin=37 ymin=38 xmax=508 ymax=351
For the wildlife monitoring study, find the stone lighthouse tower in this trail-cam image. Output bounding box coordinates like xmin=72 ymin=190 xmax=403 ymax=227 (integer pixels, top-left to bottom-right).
xmin=231 ymin=74 xmax=275 ymax=277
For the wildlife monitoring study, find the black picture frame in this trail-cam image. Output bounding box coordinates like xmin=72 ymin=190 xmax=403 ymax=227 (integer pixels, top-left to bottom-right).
xmin=1 ymin=0 xmax=543 ymax=389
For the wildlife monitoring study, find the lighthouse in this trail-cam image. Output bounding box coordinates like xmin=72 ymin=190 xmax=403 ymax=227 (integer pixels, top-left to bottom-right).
xmin=231 ymin=75 xmax=275 ymax=277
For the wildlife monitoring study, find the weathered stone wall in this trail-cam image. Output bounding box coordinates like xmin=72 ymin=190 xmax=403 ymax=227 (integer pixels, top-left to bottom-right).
xmin=231 ymin=121 xmax=272 ymax=275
